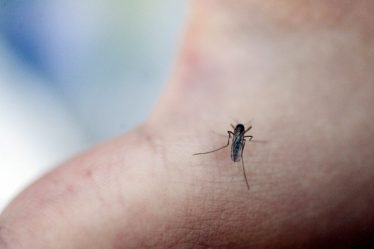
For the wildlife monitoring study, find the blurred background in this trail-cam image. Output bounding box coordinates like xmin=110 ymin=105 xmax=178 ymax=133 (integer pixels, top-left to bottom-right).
xmin=0 ymin=0 xmax=187 ymax=211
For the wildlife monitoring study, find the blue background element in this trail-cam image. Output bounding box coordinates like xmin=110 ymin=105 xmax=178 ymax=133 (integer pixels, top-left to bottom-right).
xmin=0 ymin=0 xmax=186 ymax=210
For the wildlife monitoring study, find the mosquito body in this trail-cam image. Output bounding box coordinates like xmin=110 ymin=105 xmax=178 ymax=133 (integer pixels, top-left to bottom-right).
xmin=193 ymin=124 xmax=253 ymax=189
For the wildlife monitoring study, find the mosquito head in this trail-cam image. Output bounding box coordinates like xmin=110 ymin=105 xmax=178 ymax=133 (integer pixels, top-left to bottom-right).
xmin=235 ymin=124 xmax=245 ymax=133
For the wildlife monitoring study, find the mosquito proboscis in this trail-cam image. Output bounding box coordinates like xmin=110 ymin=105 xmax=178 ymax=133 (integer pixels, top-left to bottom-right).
xmin=193 ymin=123 xmax=253 ymax=190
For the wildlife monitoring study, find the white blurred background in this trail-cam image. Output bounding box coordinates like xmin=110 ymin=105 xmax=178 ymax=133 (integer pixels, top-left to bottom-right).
xmin=0 ymin=0 xmax=186 ymax=211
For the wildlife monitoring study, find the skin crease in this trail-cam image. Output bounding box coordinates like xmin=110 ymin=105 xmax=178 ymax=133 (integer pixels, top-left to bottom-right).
xmin=1 ymin=0 xmax=374 ymax=248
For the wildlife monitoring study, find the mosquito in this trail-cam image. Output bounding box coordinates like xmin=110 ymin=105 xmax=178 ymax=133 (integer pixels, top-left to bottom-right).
xmin=193 ymin=124 xmax=253 ymax=190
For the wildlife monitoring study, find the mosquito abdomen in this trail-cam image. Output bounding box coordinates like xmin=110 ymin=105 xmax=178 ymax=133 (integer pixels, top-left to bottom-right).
xmin=231 ymin=141 xmax=242 ymax=162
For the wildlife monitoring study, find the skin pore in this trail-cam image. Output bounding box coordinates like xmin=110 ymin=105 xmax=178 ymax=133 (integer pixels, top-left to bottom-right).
xmin=1 ymin=1 xmax=373 ymax=248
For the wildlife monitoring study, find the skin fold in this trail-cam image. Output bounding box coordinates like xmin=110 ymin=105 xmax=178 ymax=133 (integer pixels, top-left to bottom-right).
xmin=1 ymin=1 xmax=373 ymax=248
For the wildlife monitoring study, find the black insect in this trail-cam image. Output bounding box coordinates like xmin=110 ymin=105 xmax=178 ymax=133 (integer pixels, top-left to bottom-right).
xmin=193 ymin=124 xmax=253 ymax=189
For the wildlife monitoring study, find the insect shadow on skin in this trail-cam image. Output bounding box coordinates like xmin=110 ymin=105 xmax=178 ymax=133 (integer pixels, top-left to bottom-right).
xmin=193 ymin=123 xmax=253 ymax=190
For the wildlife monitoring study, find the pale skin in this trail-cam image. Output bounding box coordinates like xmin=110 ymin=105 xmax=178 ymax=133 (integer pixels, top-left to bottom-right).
xmin=1 ymin=1 xmax=373 ymax=248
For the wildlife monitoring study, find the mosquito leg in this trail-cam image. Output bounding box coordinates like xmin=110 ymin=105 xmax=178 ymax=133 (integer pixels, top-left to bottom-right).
xmin=244 ymin=125 xmax=252 ymax=133
xmin=241 ymin=140 xmax=250 ymax=190
xmin=244 ymin=135 xmax=253 ymax=141
xmin=193 ymin=131 xmax=233 ymax=156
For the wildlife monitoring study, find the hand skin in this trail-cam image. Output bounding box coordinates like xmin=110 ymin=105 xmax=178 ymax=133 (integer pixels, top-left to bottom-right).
xmin=1 ymin=1 xmax=373 ymax=248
